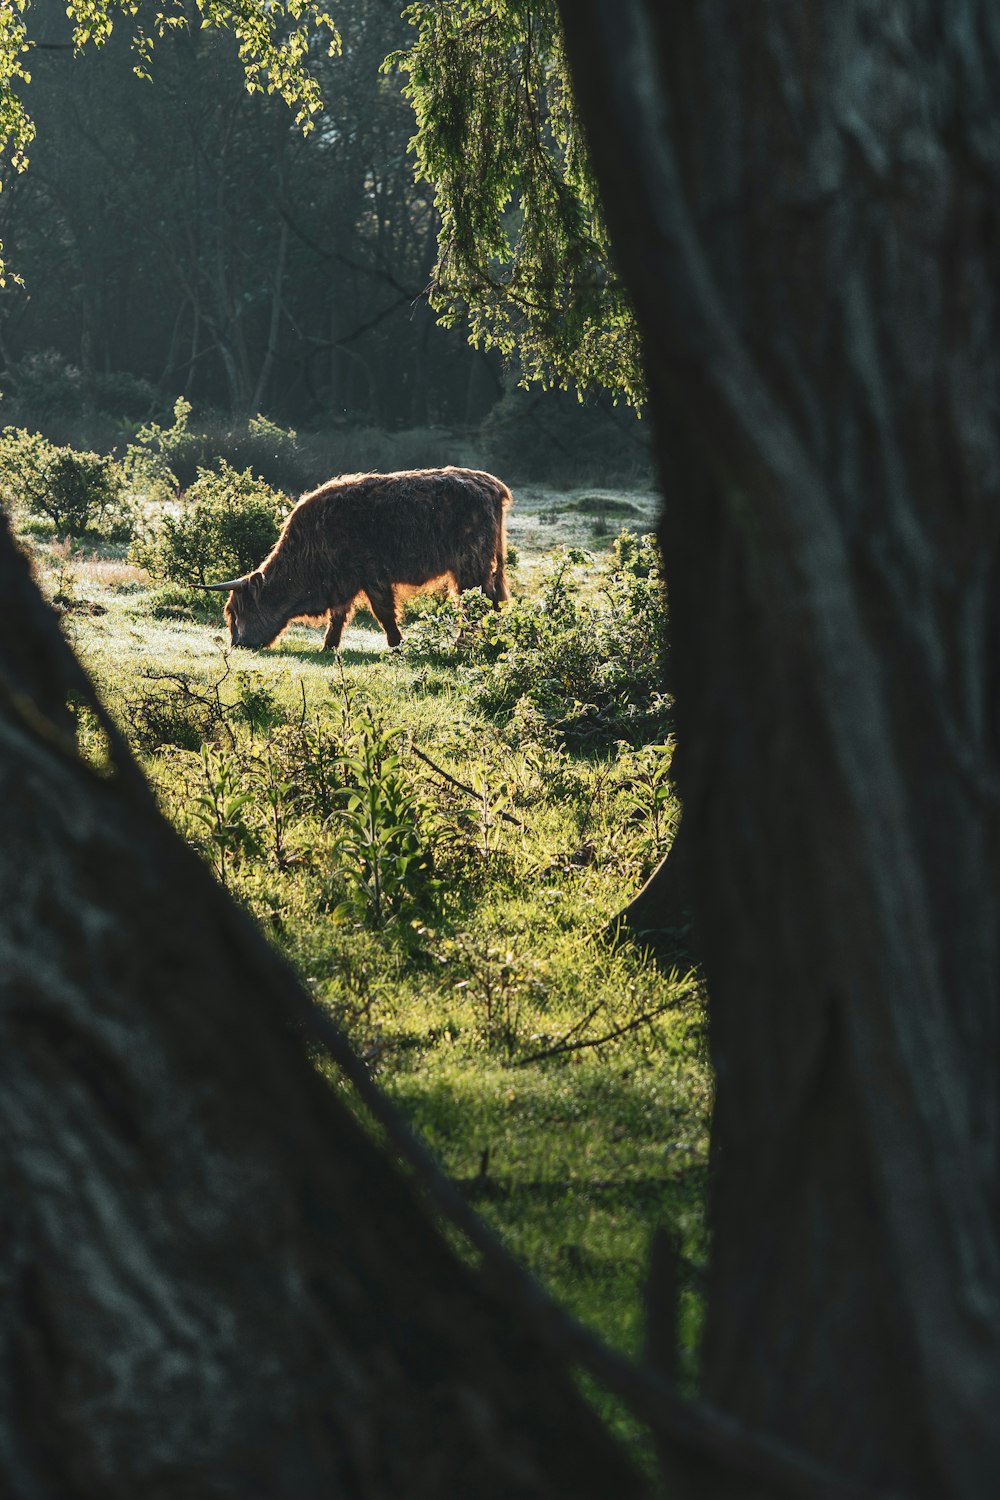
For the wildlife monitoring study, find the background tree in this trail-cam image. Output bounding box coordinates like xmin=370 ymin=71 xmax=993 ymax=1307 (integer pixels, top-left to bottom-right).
xmin=0 ymin=0 xmax=648 ymax=479
xmin=0 ymin=0 xmax=496 ymax=428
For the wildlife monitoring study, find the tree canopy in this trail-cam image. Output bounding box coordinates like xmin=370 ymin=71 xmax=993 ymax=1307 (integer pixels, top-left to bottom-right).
xmin=0 ymin=0 xmax=641 ymax=403
xmin=0 ymin=0 xmax=338 ymax=276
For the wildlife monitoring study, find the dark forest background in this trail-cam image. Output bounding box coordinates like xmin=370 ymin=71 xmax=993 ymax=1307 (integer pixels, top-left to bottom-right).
xmin=0 ymin=0 xmax=648 ymax=488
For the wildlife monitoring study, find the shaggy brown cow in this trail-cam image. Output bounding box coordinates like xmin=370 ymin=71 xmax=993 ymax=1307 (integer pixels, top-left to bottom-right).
xmin=202 ymin=466 xmax=512 ymax=650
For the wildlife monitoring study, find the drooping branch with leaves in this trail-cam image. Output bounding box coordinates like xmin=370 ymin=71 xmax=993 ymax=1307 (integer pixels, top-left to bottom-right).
xmin=387 ymin=1 xmax=642 ymax=403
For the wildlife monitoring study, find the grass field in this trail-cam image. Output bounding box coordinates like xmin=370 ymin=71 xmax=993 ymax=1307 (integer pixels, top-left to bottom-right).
xmin=31 ymin=475 xmax=710 ymax=1446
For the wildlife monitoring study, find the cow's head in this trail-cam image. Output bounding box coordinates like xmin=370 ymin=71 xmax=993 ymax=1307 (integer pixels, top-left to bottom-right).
xmin=200 ymin=571 xmax=284 ymax=647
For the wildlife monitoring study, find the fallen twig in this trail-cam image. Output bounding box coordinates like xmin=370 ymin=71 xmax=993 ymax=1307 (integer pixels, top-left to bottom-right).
xmin=516 ymin=996 xmax=684 ymax=1066
xmin=410 ymin=742 xmax=525 ymax=827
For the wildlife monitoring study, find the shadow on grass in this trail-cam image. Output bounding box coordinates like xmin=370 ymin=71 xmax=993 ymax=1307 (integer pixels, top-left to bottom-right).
xmin=264 ymin=641 xmax=388 ymax=668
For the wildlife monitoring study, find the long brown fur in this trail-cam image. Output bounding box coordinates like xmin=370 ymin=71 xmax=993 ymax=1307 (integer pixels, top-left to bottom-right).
xmin=223 ymin=467 xmax=512 ymax=650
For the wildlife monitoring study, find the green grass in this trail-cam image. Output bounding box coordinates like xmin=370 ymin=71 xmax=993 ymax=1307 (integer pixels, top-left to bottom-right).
xmin=37 ymin=491 xmax=708 ymax=1455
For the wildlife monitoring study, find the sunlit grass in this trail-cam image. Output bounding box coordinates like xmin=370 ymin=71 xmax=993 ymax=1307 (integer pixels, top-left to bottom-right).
xmin=52 ymin=497 xmax=707 ymax=1455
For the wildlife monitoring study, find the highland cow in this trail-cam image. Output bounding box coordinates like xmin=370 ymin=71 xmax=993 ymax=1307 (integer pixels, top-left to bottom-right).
xmin=202 ymin=467 xmax=512 ymax=650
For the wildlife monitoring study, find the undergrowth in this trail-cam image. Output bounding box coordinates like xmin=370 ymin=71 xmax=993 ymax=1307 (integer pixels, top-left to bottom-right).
xmin=42 ymin=477 xmax=707 ymax=1454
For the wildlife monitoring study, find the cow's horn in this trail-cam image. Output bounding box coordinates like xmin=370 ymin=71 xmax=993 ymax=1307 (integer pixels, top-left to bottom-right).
xmin=193 ymin=575 xmax=249 ymax=592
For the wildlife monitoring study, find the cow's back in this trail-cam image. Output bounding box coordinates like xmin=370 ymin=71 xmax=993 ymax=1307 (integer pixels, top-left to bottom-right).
xmin=294 ymin=467 xmax=509 ymax=586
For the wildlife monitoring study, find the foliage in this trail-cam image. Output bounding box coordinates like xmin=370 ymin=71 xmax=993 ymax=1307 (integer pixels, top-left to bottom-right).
xmin=55 ymin=509 xmax=704 ymax=1430
xmin=188 ymin=744 xmax=260 ymax=888
xmin=481 ymin=386 xmax=651 ymax=486
xmin=0 ymin=425 xmax=132 ymax=539
xmin=404 ymin=532 xmax=670 ymax=747
xmin=125 ymin=397 xmax=201 ymax=491
xmin=619 ymin=742 xmax=677 ymax=882
xmin=0 ymin=0 xmax=339 ymax=262
xmin=1 ymin=351 xmax=87 ymax=419
xmin=0 ymin=350 xmax=165 ymax=429
xmin=387 ymin=2 xmax=642 ymax=404
xmin=132 ymin=461 xmax=286 ymax=585
xmin=127 ymin=399 xmax=307 ymax=491
xmin=328 ymin=689 xmax=440 ymax=931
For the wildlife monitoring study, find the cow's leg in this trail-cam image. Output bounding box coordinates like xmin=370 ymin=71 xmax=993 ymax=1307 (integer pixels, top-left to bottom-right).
xmin=322 ymin=605 xmax=352 ymax=651
xmin=483 ymin=557 xmax=509 ymax=610
xmin=364 ymin=585 xmax=402 ymax=649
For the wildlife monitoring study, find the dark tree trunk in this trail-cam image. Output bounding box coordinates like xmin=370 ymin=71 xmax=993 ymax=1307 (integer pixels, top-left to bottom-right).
xmin=558 ymin=3 xmax=1000 ymax=1496
xmin=0 ymin=523 xmax=645 ymax=1496
xmin=611 ymin=823 xmax=697 ymax=966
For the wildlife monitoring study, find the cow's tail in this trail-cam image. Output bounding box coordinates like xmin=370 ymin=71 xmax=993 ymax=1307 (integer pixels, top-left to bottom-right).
xmin=491 ymin=480 xmax=513 ymax=606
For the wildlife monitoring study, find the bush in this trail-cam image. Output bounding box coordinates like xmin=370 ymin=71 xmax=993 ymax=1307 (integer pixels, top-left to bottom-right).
xmin=138 ymin=584 xmax=221 ymax=624
xmin=0 ymin=352 xmax=171 ymax=449
xmin=480 ymin=386 xmax=652 ymax=488
xmin=297 ymin=423 xmax=483 ymax=482
xmin=328 ymin=706 xmax=440 ymax=930
xmin=132 ymin=461 xmax=287 ymax=585
xmin=403 ymin=531 xmax=670 ymax=747
xmin=93 ymin=370 xmax=163 ymax=423
xmin=2 ymin=351 xmax=86 ymax=421
xmin=0 ymin=427 xmax=133 ymax=540
xmin=127 ymin=398 xmax=308 ymax=492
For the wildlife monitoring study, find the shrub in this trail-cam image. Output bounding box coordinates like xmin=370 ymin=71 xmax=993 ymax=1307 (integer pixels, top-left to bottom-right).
xmin=123 ymin=679 xmax=222 ymax=753
xmin=0 ymin=427 xmax=132 ymax=540
xmin=402 ymin=532 xmax=670 ymax=747
xmin=125 ymin=397 xmax=206 ymax=491
xmin=297 ymin=423 xmax=480 ymax=483
xmin=93 ymin=370 xmax=163 ymax=423
xmin=126 ymin=398 xmax=308 ymax=492
xmin=2 ymin=351 xmax=85 ymax=421
xmin=480 ymin=386 xmax=652 ymax=487
xmin=1 ymin=351 xmax=167 ymax=428
xmin=232 ymin=675 xmax=285 ymax=734
xmin=138 ymin=584 xmax=221 ymax=624
xmin=132 ymin=461 xmax=287 ymax=585
xmin=327 ymin=690 xmax=440 ymax=930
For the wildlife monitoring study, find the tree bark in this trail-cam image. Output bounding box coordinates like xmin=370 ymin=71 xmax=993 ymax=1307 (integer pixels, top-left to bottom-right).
xmin=0 ymin=519 xmax=645 ymax=1497
xmin=558 ymin=4 xmax=1000 ymax=1496
xmin=610 ymin=821 xmax=697 ymax=966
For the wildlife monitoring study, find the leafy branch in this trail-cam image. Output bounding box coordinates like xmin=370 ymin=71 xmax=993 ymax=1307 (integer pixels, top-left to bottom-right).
xmin=386 ymin=1 xmax=643 ymax=404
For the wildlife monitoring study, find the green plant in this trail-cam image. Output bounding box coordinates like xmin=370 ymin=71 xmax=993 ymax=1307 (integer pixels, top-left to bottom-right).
xmin=43 ymin=451 xmax=122 ymax=537
xmin=572 ymin=495 xmax=640 ymax=517
xmin=480 ymin=388 xmax=651 ymax=486
xmin=233 ymin=675 xmax=284 ymax=734
xmin=405 ymin=536 xmax=670 ymax=748
xmin=188 ymin=744 xmax=259 ymax=888
xmin=251 ymin=744 xmax=298 ymax=871
xmin=132 ymin=461 xmax=286 ymax=585
xmin=62 ymin=520 xmax=711 ymax=1427
xmin=139 ymin=584 xmax=220 ymax=624
xmin=329 ymin=690 xmax=439 ymax=930
xmin=618 ymin=741 xmax=677 ymax=879
xmin=436 ymin=930 xmax=541 ymax=1058
xmin=0 ymin=427 xmax=131 ymax=539
xmin=469 ymin=764 xmax=514 ymax=862
xmin=126 ymin=400 xmax=307 ymax=491
xmin=124 ymin=396 xmax=194 ymax=491
xmin=2 ymin=352 xmax=85 ymax=420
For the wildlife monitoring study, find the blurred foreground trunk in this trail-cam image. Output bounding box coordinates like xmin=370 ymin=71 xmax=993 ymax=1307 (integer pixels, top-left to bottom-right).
xmin=560 ymin=4 xmax=1000 ymax=1496
xmin=0 ymin=522 xmax=643 ymax=1496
